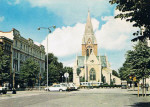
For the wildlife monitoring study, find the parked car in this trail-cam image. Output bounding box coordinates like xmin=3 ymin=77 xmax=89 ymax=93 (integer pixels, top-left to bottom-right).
xmin=44 ymin=87 xmax=49 ymax=91
xmin=0 ymin=87 xmax=7 ymax=94
xmin=121 ymin=81 xmax=127 ymax=89
xmin=48 ymin=84 xmax=67 ymax=92
xmin=60 ymin=83 xmax=78 ymax=91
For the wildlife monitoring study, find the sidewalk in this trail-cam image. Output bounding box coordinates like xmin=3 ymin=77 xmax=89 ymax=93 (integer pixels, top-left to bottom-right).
xmin=127 ymin=87 xmax=150 ymax=96
xmin=0 ymin=90 xmax=46 ymax=100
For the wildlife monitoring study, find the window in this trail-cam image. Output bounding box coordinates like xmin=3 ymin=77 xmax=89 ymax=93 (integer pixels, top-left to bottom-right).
xmin=113 ymin=78 xmax=116 ymax=83
xmin=90 ymin=68 xmax=96 ymax=80
xmin=86 ymin=49 xmax=89 ymax=56
xmin=15 ymin=40 xmax=17 ymax=47
xmin=57 ymin=85 xmax=60 ymax=87
xmin=20 ymin=43 xmax=22 ymax=49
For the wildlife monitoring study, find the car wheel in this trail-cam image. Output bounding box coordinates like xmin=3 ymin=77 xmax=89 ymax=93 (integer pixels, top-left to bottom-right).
xmin=59 ymin=89 xmax=62 ymax=92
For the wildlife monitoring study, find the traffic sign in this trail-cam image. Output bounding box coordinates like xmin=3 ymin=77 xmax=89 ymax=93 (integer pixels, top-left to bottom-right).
xmin=64 ymin=72 xmax=69 ymax=78
xmin=133 ymin=77 xmax=136 ymax=81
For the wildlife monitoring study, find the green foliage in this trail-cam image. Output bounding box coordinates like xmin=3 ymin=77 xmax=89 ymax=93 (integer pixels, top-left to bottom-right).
xmin=43 ymin=53 xmax=73 ymax=85
xmin=112 ymin=70 xmax=119 ymax=77
xmin=119 ymin=41 xmax=150 ymax=81
xmin=0 ymin=46 xmax=11 ymax=85
xmin=19 ymin=58 xmax=40 ymax=87
xmin=63 ymin=67 xmax=73 ymax=82
xmin=109 ymin=0 xmax=150 ymax=41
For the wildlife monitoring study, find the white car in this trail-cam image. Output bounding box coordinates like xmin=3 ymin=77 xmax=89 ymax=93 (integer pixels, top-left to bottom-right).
xmin=48 ymin=84 xmax=67 ymax=92
xmin=60 ymin=83 xmax=78 ymax=91
xmin=44 ymin=87 xmax=49 ymax=91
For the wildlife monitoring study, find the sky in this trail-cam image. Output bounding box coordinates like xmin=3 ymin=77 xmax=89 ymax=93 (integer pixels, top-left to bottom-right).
xmin=0 ymin=0 xmax=138 ymax=71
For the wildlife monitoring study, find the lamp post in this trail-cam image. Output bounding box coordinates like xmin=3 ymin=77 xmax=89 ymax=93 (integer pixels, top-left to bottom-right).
xmin=38 ymin=26 xmax=56 ymax=91
xmin=12 ymin=67 xmax=16 ymax=94
xmin=62 ymin=75 xmax=63 ymax=83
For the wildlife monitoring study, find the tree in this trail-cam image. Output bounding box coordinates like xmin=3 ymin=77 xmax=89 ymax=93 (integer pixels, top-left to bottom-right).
xmin=119 ymin=41 xmax=150 ymax=96
xmin=43 ymin=53 xmax=63 ymax=85
xmin=63 ymin=67 xmax=73 ymax=82
xmin=19 ymin=59 xmax=40 ymax=88
xmin=112 ymin=70 xmax=119 ymax=77
xmin=43 ymin=53 xmax=73 ymax=85
xmin=109 ymin=0 xmax=150 ymax=41
xmin=0 ymin=46 xmax=11 ymax=86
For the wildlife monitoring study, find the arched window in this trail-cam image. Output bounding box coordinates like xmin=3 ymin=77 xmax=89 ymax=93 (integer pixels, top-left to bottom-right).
xmin=113 ymin=78 xmax=116 ymax=83
xmin=90 ymin=68 xmax=96 ymax=80
xmin=104 ymin=76 xmax=106 ymax=83
xmin=86 ymin=49 xmax=89 ymax=56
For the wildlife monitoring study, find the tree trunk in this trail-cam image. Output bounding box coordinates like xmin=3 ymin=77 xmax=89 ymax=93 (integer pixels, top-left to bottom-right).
xmin=142 ymin=78 xmax=144 ymax=97
xmin=138 ymin=83 xmax=139 ymax=97
xmin=145 ymin=78 xmax=146 ymax=97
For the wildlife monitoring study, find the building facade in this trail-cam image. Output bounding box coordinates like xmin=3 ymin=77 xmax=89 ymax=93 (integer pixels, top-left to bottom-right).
xmin=73 ymin=11 xmax=121 ymax=86
xmin=0 ymin=28 xmax=45 ymax=75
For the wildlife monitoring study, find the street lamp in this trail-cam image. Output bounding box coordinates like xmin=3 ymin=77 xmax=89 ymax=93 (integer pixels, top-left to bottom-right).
xmin=62 ymin=76 xmax=63 ymax=83
xmin=38 ymin=26 xmax=56 ymax=91
xmin=12 ymin=67 xmax=16 ymax=94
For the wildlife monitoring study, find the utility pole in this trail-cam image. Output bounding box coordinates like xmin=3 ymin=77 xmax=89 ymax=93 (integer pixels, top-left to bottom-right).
xmin=12 ymin=67 xmax=16 ymax=94
xmin=38 ymin=26 xmax=56 ymax=91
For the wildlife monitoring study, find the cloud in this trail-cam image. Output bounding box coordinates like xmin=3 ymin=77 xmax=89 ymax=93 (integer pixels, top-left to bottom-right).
xmin=40 ymin=15 xmax=137 ymax=67
xmin=41 ymin=18 xmax=99 ymax=57
xmin=7 ymin=0 xmax=20 ymax=5
xmin=41 ymin=23 xmax=85 ymax=57
xmin=15 ymin=0 xmax=20 ymax=4
xmin=27 ymin=0 xmax=113 ymax=25
xmin=96 ymin=16 xmax=138 ymax=50
xmin=0 ymin=16 xmax=4 ymax=22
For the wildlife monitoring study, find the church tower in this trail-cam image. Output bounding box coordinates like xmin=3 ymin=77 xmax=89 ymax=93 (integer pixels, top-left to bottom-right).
xmin=82 ymin=11 xmax=97 ymax=56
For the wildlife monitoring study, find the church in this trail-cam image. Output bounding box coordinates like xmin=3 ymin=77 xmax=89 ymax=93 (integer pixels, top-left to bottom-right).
xmin=73 ymin=11 xmax=121 ymax=86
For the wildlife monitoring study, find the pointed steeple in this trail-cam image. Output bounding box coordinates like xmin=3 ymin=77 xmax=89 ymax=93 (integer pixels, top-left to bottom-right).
xmin=82 ymin=11 xmax=98 ymax=56
xmin=82 ymin=11 xmax=97 ymax=44
xmin=84 ymin=10 xmax=94 ymax=35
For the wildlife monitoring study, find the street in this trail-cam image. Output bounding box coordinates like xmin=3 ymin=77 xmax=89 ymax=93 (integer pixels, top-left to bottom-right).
xmin=0 ymin=88 xmax=150 ymax=107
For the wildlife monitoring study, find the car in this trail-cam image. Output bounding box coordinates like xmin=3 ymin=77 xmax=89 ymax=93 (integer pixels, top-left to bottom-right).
xmin=0 ymin=87 xmax=7 ymax=94
xmin=121 ymin=85 xmax=127 ymax=89
xmin=44 ymin=87 xmax=49 ymax=91
xmin=60 ymin=83 xmax=78 ymax=91
xmin=48 ymin=84 xmax=67 ymax=92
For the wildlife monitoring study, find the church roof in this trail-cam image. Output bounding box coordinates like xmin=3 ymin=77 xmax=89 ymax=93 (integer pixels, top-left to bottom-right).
xmin=77 ymin=56 xmax=107 ymax=68
xmin=82 ymin=11 xmax=97 ymax=44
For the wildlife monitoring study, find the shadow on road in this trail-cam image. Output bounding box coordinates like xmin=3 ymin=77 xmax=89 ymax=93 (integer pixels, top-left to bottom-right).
xmin=131 ymin=94 xmax=150 ymax=97
xmin=127 ymin=102 xmax=150 ymax=107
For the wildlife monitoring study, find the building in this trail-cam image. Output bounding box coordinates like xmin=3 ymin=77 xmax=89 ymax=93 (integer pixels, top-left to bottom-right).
xmin=0 ymin=28 xmax=45 ymax=75
xmin=0 ymin=36 xmax=13 ymax=86
xmin=73 ymin=11 xmax=121 ymax=86
xmin=0 ymin=36 xmax=13 ymax=56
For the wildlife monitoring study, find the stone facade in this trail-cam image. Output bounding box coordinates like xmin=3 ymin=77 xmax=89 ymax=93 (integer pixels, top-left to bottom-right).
xmin=73 ymin=11 xmax=121 ymax=86
xmin=0 ymin=28 xmax=45 ymax=75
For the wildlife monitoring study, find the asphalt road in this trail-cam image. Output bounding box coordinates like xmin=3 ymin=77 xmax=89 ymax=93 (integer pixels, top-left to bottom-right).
xmin=0 ymin=88 xmax=150 ymax=107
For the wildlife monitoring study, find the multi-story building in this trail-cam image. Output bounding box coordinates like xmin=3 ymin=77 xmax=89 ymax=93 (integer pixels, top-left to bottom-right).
xmin=0 ymin=36 xmax=13 ymax=56
xmin=0 ymin=36 xmax=13 ymax=86
xmin=0 ymin=28 xmax=45 ymax=74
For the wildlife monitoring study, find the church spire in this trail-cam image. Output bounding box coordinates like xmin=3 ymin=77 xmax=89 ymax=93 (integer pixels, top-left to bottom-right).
xmin=84 ymin=10 xmax=94 ymax=35
xmin=82 ymin=11 xmax=98 ymax=56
